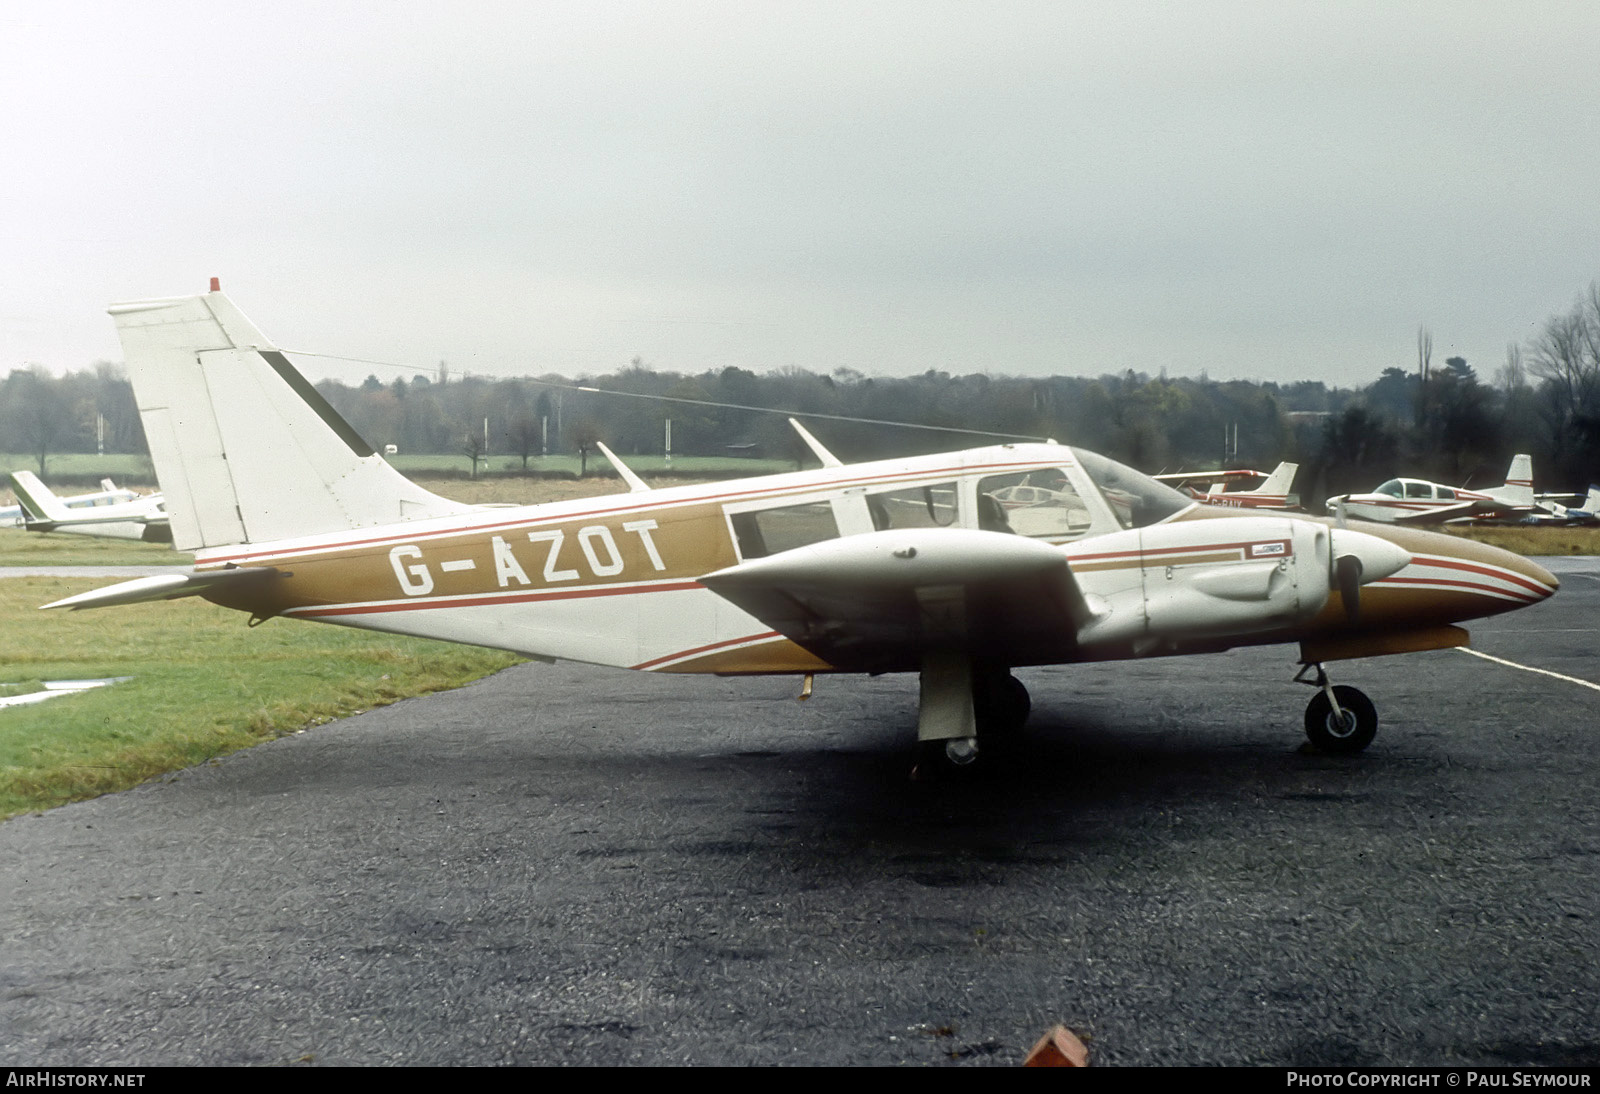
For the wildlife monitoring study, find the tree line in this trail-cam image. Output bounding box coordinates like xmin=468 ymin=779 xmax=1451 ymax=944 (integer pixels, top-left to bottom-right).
xmin=5 ymin=286 xmax=1599 ymax=506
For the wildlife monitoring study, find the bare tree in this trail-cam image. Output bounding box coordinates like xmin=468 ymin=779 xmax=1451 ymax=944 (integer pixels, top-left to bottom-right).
xmin=461 ymin=428 xmax=487 ymax=479
xmin=505 ymin=414 xmax=543 ymax=472
xmin=1496 ymin=343 xmax=1525 ymax=391
xmin=570 ymin=418 xmax=602 ymax=477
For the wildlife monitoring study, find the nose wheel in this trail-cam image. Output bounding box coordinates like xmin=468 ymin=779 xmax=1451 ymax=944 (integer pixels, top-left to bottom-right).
xmin=1296 ymin=663 xmax=1378 ymax=754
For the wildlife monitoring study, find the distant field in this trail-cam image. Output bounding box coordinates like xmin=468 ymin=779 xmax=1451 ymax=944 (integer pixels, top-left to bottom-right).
xmin=0 ymin=528 xmax=191 ymax=567
xmin=1438 ymin=524 xmax=1600 ymax=556
xmin=0 ymin=452 xmax=791 ymax=505
xmin=389 ymin=453 xmax=797 ymax=477
xmin=0 ymin=453 xmax=156 ymax=487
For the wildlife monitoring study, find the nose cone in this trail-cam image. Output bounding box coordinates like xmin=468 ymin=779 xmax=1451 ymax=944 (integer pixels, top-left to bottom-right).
xmin=1330 ymin=527 xmax=1411 ymax=583
xmin=1506 ymin=552 xmax=1559 ymax=597
xmin=1368 ymin=525 xmax=1558 ymax=622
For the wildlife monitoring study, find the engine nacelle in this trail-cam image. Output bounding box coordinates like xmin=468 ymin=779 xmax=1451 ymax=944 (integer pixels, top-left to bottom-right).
xmin=1068 ymin=516 xmax=1336 ymax=653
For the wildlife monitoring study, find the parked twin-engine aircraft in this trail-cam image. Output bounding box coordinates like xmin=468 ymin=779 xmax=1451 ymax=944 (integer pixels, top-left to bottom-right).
xmin=7 ymin=471 xmax=171 ymax=543
xmin=2 ymin=477 xmax=140 ymax=527
xmin=1325 ymin=455 xmax=1535 ymax=525
xmin=44 ymin=286 xmax=1558 ymax=770
xmin=1154 ymin=462 xmax=1300 ymax=510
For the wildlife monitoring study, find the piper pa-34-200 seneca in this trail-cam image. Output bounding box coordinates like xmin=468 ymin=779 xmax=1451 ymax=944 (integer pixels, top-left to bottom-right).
xmin=44 ymin=284 xmax=1558 ymax=772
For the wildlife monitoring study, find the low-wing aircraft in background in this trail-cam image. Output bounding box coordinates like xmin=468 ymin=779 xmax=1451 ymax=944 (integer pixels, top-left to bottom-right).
xmin=2 ymin=478 xmax=141 ymax=527
xmin=1526 ymin=485 xmax=1600 ymax=526
xmin=42 ymin=286 xmax=1558 ymax=772
xmin=8 ymin=471 xmax=172 ymax=543
xmin=1324 ymin=455 xmax=1536 ymax=525
xmin=1153 ymin=462 xmax=1300 ymax=510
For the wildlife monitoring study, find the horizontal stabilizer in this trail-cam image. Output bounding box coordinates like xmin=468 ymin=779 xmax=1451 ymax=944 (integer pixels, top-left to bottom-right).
xmin=42 ymin=567 xmax=279 ymax=611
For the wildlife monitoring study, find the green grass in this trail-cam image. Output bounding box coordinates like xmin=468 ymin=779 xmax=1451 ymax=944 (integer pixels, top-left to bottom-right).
xmin=0 ymin=527 xmax=191 ymax=567
xmin=0 ymin=576 xmax=520 ymax=819
xmin=0 ymin=453 xmax=156 ymax=483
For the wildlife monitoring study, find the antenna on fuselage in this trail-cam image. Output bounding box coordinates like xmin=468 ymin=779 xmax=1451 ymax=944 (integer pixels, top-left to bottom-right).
xmin=595 ymin=442 xmax=651 ymax=493
xmin=787 ymin=417 xmax=843 ymax=468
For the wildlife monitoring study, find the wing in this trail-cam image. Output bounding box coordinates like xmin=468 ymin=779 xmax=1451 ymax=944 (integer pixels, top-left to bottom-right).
xmin=1389 ymin=499 xmax=1508 ymax=524
xmin=699 ymin=528 xmax=1094 ymax=673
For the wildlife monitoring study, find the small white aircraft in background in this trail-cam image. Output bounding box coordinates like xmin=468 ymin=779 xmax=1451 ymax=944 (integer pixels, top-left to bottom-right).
xmin=2 ymin=478 xmax=141 ymax=527
xmin=8 ymin=470 xmax=171 ymax=543
xmin=41 ymin=285 xmax=1558 ymax=773
xmin=1325 ymin=455 xmax=1535 ymax=525
xmin=1154 ymin=462 xmax=1300 ymax=510
xmin=1527 ymin=484 xmax=1600 ymax=526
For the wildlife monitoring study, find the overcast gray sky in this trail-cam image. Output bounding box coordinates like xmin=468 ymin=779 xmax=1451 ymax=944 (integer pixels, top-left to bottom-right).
xmin=4 ymin=1 xmax=1598 ymax=386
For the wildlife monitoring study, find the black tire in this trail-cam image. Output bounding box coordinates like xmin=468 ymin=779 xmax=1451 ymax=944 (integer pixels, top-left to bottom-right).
xmin=1304 ymin=686 xmax=1378 ymax=754
xmin=974 ymin=672 xmax=1031 ymax=737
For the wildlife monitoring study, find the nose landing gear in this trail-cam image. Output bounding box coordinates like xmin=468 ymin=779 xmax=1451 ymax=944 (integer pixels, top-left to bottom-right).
xmin=1296 ymin=662 xmax=1378 ymax=754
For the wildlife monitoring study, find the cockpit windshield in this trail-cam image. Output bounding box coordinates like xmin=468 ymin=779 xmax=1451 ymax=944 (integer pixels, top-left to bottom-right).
xmin=1069 ymin=448 xmax=1195 ymax=529
xmin=1375 ymin=480 xmax=1404 ymax=498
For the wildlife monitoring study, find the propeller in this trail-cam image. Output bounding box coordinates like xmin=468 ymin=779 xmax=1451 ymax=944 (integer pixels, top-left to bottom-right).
xmin=1334 ymin=553 xmax=1364 ymax=621
xmin=1326 ymin=529 xmax=1411 ymax=624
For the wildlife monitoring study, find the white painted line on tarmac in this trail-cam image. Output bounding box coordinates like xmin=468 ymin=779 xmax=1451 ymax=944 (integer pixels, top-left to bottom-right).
xmin=1457 ymin=647 xmax=1600 ymax=693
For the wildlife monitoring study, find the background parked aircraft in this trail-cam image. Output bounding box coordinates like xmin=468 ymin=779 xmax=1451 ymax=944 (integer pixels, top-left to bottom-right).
xmin=8 ymin=470 xmax=171 ymax=543
xmin=1154 ymin=462 xmax=1300 ymax=510
xmin=2 ymin=478 xmax=140 ymax=528
xmin=1324 ymin=454 xmax=1535 ymax=524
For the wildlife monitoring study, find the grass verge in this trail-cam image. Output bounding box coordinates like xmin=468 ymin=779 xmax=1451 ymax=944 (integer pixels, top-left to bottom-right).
xmin=0 ymin=577 xmax=520 ymax=819
xmin=0 ymin=527 xmax=191 ymax=567
xmin=1437 ymin=524 xmax=1600 ymax=556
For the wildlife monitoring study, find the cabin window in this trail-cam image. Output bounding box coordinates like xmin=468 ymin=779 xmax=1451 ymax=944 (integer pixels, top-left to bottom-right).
xmin=1405 ymin=481 xmax=1432 ymax=499
xmin=864 ymin=483 xmax=959 ymax=530
xmin=1437 ymin=487 xmax=1455 ymax=499
xmin=976 ymin=470 xmax=1095 ymax=539
xmin=729 ymin=500 xmax=840 ymax=559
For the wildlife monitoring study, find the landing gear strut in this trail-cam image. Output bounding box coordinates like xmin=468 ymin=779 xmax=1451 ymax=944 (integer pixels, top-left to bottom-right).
xmin=914 ymin=654 xmax=1030 ymax=777
xmin=1295 ymin=662 xmax=1378 ymax=754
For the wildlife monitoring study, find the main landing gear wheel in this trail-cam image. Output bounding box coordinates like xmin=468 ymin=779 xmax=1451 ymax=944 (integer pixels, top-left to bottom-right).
xmin=1304 ymin=685 xmax=1378 ymax=754
xmin=917 ymin=736 xmax=981 ymax=776
xmin=974 ymin=671 xmax=1031 ymax=737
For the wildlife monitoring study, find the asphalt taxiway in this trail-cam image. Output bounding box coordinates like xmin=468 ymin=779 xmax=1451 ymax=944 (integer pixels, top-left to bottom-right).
xmin=2 ymin=561 xmax=1597 ymax=1066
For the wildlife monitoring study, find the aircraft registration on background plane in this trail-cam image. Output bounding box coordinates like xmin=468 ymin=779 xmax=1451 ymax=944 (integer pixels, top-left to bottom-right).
xmin=1153 ymin=462 xmax=1300 ymax=510
xmin=7 ymin=471 xmax=171 ymax=543
xmin=2 ymin=477 xmax=141 ymax=528
xmin=42 ymin=285 xmax=1558 ymax=772
xmin=1324 ymin=455 xmax=1536 ymax=525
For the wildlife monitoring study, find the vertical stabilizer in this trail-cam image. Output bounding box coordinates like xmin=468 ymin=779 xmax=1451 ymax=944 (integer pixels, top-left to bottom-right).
xmin=1489 ymin=453 xmax=1534 ymax=507
xmin=110 ymin=289 xmax=476 ymax=551
xmin=1254 ymin=461 xmax=1298 ymax=499
xmin=8 ymin=472 xmax=69 ymax=521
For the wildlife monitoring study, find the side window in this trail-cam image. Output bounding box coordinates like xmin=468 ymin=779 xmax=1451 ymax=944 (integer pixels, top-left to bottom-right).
xmin=730 ymin=500 xmax=840 ymax=560
xmin=864 ymin=483 xmax=959 ymax=530
xmin=976 ymin=470 xmax=1094 ymax=540
xmin=1437 ymin=487 xmax=1456 ymax=500
xmin=1405 ymin=481 xmax=1432 ymax=499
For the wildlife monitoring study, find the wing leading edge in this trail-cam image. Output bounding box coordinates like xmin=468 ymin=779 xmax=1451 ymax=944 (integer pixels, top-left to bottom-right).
xmin=699 ymin=527 xmax=1095 ymax=673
